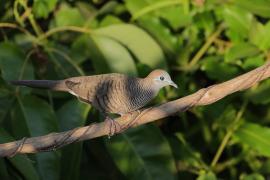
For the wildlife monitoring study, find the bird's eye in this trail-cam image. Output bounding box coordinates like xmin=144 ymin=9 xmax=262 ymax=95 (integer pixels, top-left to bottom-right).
xmin=160 ymin=76 xmax=165 ymax=81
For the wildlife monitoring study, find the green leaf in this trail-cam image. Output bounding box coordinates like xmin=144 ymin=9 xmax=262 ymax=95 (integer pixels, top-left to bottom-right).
xmin=125 ymin=0 xmax=189 ymax=29
xmin=223 ymin=5 xmax=254 ymax=41
xmin=197 ymin=171 xmax=217 ymax=180
xmin=0 ymin=42 xmax=34 ymax=81
xmin=95 ymin=24 xmax=168 ymax=69
xmin=242 ymin=55 xmax=265 ymax=71
xmin=225 ymin=43 xmax=260 ymax=63
xmin=234 ymin=122 xmax=270 ymax=157
xmin=99 ymin=15 xmax=123 ymax=27
xmin=138 ymin=16 xmax=178 ymax=54
xmin=0 ymin=128 xmax=39 ymax=180
xmin=158 ymin=5 xmax=191 ymax=30
xmin=52 ymin=3 xmax=84 ymax=27
xmin=194 ymin=11 xmax=215 ymax=36
xmin=201 ymin=56 xmax=240 ymax=81
xmin=240 ymin=173 xmax=265 ymax=180
xmin=11 ymin=95 xmax=60 ymax=180
xmin=234 ymin=0 xmax=270 ymax=18
xmin=106 ymin=125 xmax=177 ymax=180
xmin=245 ymin=79 xmax=270 ymax=105
xmin=72 ymin=34 xmax=137 ymax=75
xmin=57 ymin=100 xmax=90 ymax=180
xmin=168 ymin=133 xmax=204 ymax=171
xmin=33 ymin=0 xmax=58 ymax=18
xmin=249 ymin=21 xmax=270 ymax=51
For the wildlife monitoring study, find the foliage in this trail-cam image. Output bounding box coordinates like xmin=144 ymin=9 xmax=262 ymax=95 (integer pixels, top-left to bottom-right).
xmin=1 ymin=0 xmax=270 ymax=179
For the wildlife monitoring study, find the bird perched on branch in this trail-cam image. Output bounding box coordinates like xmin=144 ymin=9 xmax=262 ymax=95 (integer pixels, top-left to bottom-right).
xmin=11 ymin=70 xmax=178 ymax=135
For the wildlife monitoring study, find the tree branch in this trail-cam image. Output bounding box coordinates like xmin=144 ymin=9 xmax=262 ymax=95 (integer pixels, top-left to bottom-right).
xmin=1 ymin=61 xmax=270 ymax=157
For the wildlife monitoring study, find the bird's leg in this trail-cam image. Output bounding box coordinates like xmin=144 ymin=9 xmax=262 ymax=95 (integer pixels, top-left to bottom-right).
xmin=104 ymin=116 xmax=121 ymax=138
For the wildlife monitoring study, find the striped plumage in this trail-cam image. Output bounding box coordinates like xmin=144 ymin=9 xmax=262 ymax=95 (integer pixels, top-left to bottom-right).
xmin=11 ymin=70 xmax=177 ymax=117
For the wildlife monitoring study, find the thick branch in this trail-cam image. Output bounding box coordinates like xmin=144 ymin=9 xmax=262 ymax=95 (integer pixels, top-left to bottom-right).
xmin=1 ymin=62 xmax=270 ymax=157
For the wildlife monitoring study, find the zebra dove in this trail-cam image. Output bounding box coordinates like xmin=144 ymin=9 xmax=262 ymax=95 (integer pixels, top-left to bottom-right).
xmin=11 ymin=70 xmax=178 ymax=135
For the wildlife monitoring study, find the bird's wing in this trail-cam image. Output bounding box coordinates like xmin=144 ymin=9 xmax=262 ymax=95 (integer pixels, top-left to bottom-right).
xmin=64 ymin=76 xmax=100 ymax=103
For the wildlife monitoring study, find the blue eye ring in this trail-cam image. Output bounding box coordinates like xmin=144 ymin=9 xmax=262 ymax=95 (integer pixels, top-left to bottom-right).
xmin=160 ymin=76 xmax=165 ymax=81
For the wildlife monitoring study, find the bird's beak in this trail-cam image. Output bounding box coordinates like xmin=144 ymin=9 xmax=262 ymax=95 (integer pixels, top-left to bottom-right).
xmin=169 ymin=81 xmax=178 ymax=88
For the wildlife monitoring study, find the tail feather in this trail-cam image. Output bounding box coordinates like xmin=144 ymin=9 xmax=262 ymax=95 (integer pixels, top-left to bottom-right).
xmin=10 ymin=80 xmax=68 ymax=92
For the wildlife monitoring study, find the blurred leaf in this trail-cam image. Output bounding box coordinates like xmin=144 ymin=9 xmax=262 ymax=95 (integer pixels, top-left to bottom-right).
xmin=239 ymin=173 xmax=265 ymax=180
xmin=138 ymin=16 xmax=178 ymax=54
xmin=259 ymin=159 xmax=270 ymax=174
xmin=0 ymin=128 xmax=39 ymax=180
xmin=242 ymin=55 xmax=265 ymax=71
xmin=99 ymin=15 xmax=123 ymax=27
xmin=214 ymin=105 xmax=236 ymax=129
xmin=223 ymin=5 xmax=253 ymax=41
xmin=225 ymin=43 xmax=260 ymax=63
xmin=197 ymin=171 xmax=217 ymax=180
xmin=168 ymin=133 xmax=204 ymax=172
xmin=0 ymin=42 xmax=34 ymax=81
xmin=33 ymin=0 xmax=57 ymax=18
xmin=11 ymin=95 xmax=60 ymax=180
xmin=234 ymin=122 xmax=270 ymax=157
xmin=234 ymin=0 xmax=270 ymax=18
xmin=249 ymin=21 xmax=270 ymax=51
xmin=72 ymin=34 xmax=137 ymax=75
xmin=96 ymin=24 xmax=168 ymax=69
xmin=106 ymin=125 xmax=177 ymax=180
xmin=52 ymin=3 xmax=84 ymax=27
xmin=201 ymin=56 xmax=240 ymax=81
xmin=245 ymin=79 xmax=270 ymax=105
xmin=194 ymin=11 xmax=215 ymax=36
xmin=159 ymin=5 xmax=191 ymax=30
xmin=57 ymin=100 xmax=90 ymax=180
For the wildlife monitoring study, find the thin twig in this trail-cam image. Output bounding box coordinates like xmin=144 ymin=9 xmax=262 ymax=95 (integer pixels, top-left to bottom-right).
xmin=0 ymin=61 xmax=270 ymax=157
xmin=188 ymin=23 xmax=225 ymax=67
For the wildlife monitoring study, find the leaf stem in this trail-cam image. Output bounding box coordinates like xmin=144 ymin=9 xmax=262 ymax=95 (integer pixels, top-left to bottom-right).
xmin=0 ymin=22 xmax=35 ymax=39
xmin=36 ymin=26 xmax=92 ymax=42
xmin=210 ymin=100 xmax=248 ymax=168
xmin=188 ymin=23 xmax=225 ymax=67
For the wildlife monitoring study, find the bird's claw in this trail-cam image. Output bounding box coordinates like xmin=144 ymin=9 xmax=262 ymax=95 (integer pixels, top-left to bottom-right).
xmin=105 ymin=116 xmax=122 ymax=138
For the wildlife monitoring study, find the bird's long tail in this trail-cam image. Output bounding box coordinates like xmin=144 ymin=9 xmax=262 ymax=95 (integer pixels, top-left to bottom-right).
xmin=10 ymin=80 xmax=68 ymax=92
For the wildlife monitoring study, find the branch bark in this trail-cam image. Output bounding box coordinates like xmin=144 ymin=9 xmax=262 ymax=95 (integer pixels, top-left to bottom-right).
xmin=1 ymin=61 xmax=270 ymax=157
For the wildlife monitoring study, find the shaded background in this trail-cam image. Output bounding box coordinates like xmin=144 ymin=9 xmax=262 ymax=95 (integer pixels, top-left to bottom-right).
xmin=1 ymin=0 xmax=270 ymax=179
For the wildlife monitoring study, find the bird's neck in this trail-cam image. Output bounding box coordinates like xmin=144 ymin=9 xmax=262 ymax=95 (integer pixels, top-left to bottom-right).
xmin=140 ymin=78 xmax=160 ymax=95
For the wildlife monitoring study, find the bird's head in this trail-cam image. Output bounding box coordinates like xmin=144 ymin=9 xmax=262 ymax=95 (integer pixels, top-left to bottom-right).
xmin=146 ymin=69 xmax=178 ymax=89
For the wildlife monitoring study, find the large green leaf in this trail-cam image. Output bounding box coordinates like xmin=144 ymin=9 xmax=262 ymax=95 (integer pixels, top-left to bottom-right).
xmin=57 ymin=100 xmax=90 ymax=180
xmin=106 ymin=125 xmax=177 ymax=180
xmin=95 ymin=24 xmax=168 ymax=70
xmin=234 ymin=122 xmax=270 ymax=157
xmin=51 ymin=3 xmax=84 ymax=27
xmin=201 ymin=56 xmax=240 ymax=81
xmin=249 ymin=21 xmax=270 ymax=51
xmin=225 ymin=43 xmax=260 ymax=63
xmin=72 ymin=34 xmax=137 ymax=75
xmin=0 ymin=128 xmax=39 ymax=180
xmin=33 ymin=0 xmax=58 ymax=18
xmin=223 ymin=5 xmax=254 ymax=41
xmin=138 ymin=16 xmax=178 ymax=55
xmin=125 ymin=0 xmax=189 ymax=29
xmin=197 ymin=172 xmax=217 ymax=180
xmin=11 ymin=95 xmax=60 ymax=180
xmin=234 ymin=0 xmax=270 ymax=18
xmin=0 ymin=42 xmax=34 ymax=81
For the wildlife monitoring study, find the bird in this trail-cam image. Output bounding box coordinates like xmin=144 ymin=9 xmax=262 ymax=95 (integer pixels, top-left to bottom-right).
xmin=11 ymin=69 xmax=178 ymax=135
